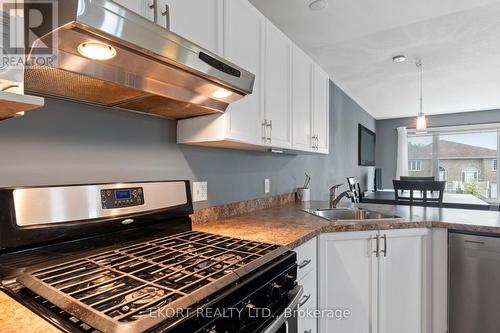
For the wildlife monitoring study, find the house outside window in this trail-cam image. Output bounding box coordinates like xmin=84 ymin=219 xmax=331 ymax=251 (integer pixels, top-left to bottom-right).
xmin=408 ymin=160 xmax=422 ymax=171
xmin=407 ymin=127 xmax=500 ymax=205
xmin=439 ymin=166 xmax=448 ymax=182
xmin=462 ymin=166 xmax=479 ymax=183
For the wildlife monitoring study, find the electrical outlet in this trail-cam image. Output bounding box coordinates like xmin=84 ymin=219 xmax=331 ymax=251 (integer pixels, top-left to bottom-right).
xmin=192 ymin=181 xmax=208 ymax=202
xmin=264 ymin=179 xmax=270 ymax=194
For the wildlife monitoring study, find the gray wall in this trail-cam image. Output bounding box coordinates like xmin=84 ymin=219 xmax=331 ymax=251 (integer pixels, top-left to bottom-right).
xmin=376 ymin=109 xmax=500 ymax=188
xmin=0 ymin=82 xmax=375 ymax=208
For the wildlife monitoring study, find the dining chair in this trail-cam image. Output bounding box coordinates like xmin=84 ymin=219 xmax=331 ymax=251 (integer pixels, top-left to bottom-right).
xmin=392 ymin=180 xmax=446 ymax=207
xmin=347 ymin=177 xmax=362 ymax=203
xmin=400 ymin=176 xmax=436 ymax=181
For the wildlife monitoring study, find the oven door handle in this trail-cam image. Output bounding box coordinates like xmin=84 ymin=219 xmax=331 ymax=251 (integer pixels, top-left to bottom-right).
xmin=261 ymin=285 xmax=304 ymax=333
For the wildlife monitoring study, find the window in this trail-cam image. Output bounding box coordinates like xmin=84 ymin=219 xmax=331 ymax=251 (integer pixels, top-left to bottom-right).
xmin=439 ymin=132 xmax=496 ymax=202
xmin=408 ymin=135 xmax=432 ymax=176
xmin=462 ymin=166 xmax=479 ymax=183
xmin=408 ymin=160 xmax=422 ymax=171
xmin=439 ymin=166 xmax=448 ymax=182
xmin=408 ymin=128 xmax=500 ymax=205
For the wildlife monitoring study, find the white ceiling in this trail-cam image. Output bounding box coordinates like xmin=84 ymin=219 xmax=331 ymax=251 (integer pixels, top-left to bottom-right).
xmin=250 ymin=0 xmax=500 ymax=119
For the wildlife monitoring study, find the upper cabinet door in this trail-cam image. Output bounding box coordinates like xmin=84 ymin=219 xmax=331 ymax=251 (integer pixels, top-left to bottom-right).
xmin=161 ymin=0 xmax=223 ymax=55
xmin=292 ymin=46 xmax=313 ymax=151
xmin=264 ymin=21 xmax=292 ymax=148
xmin=313 ymin=65 xmax=330 ymax=154
xmin=112 ymin=0 xmax=154 ymax=20
xmin=222 ymin=0 xmax=264 ymax=145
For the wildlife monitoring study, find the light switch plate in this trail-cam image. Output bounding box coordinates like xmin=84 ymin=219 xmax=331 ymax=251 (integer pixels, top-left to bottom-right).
xmin=264 ymin=179 xmax=270 ymax=194
xmin=193 ymin=181 xmax=208 ymax=202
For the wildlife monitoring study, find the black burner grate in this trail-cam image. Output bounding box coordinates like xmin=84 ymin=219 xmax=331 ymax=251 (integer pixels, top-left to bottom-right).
xmin=19 ymin=231 xmax=282 ymax=333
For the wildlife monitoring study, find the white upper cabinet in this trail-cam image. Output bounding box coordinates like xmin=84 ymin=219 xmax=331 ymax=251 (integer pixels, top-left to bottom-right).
xmin=161 ymin=0 xmax=223 ymax=55
xmin=176 ymin=0 xmax=329 ymax=154
xmin=292 ymin=45 xmax=313 ymax=152
xmin=112 ymin=0 xmax=154 ymax=20
xmin=291 ymin=50 xmax=329 ymax=154
xmin=222 ymin=0 xmax=264 ymax=146
xmin=312 ymin=65 xmax=330 ymax=153
xmin=264 ymin=20 xmax=292 ymax=148
xmin=113 ymin=0 xmax=223 ymax=55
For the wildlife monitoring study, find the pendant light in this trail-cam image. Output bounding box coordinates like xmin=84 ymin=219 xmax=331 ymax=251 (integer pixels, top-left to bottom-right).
xmin=415 ymin=59 xmax=427 ymax=133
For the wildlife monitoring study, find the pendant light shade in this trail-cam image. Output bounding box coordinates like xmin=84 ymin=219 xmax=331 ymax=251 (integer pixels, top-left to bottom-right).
xmin=415 ymin=60 xmax=427 ymax=133
xmin=416 ymin=112 xmax=427 ymax=132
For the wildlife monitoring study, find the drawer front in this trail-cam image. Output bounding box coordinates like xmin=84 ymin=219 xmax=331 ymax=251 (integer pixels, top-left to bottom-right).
xmin=296 ymin=237 xmax=317 ymax=280
xmin=298 ymin=270 xmax=318 ymax=333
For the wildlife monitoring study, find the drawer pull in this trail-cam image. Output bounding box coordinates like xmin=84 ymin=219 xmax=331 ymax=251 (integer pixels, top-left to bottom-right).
xmin=304 ymin=330 xmax=312 ymax=333
xmin=298 ymin=259 xmax=311 ymax=269
xmin=298 ymin=294 xmax=311 ymax=307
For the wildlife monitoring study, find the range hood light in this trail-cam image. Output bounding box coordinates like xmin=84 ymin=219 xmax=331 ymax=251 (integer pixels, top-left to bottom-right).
xmin=15 ymin=111 xmax=25 ymax=116
xmin=212 ymin=89 xmax=233 ymax=99
xmin=77 ymin=42 xmax=117 ymax=60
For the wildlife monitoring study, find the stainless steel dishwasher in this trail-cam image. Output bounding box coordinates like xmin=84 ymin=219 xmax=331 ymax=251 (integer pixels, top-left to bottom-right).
xmin=449 ymin=232 xmax=500 ymax=333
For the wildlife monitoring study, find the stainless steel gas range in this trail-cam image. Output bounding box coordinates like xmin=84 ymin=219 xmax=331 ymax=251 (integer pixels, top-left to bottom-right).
xmin=0 ymin=181 xmax=301 ymax=333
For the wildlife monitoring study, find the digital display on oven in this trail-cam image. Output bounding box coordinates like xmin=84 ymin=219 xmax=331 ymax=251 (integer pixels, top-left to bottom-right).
xmin=115 ymin=190 xmax=131 ymax=200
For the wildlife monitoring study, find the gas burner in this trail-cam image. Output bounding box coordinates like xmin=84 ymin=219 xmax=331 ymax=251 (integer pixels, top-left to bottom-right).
xmin=80 ymin=272 xmax=119 ymax=296
xmin=124 ymin=286 xmax=165 ymax=305
xmin=116 ymin=287 xmax=169 ymax=320
xmin=21 ymin=230 xmax=282 ymax=332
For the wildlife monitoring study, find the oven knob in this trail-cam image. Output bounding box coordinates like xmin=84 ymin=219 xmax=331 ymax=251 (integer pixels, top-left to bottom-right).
xmin=282 ymin=274 xmax=296 ymax=290
xmin=270 ymin=282 xmax=283 ymax=301
xmin=205 ymin=326 xmax=218 ymax=333
xmin=241 ymin=302 xmax=256 ymax=323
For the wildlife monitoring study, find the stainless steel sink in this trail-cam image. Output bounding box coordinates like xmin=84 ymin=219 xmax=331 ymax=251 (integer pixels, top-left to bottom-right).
xmin=303 ymin=208 xmax=400 ymax=221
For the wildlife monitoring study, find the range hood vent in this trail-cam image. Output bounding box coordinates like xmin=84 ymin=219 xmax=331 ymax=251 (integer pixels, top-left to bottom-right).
xmin=24 ymin=0 xmax=254 ymax=119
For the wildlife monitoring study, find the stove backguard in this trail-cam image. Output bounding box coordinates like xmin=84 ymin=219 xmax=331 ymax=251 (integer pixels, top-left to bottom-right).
xmin=0 ymin=181 xmax=193 ymax=252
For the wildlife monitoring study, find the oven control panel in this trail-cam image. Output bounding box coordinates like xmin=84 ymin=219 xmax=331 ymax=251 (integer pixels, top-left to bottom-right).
xmin=101 ymin=187 xmax=144 ymax=209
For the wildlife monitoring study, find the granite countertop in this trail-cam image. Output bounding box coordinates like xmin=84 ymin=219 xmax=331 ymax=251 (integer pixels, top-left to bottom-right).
xmin=194 ymin=201 xmax=500 ymax=248
xmin=0 ymin=291 xmax=62 ymax=333
xmin=5 ymin=200 xmax=500 ymax=332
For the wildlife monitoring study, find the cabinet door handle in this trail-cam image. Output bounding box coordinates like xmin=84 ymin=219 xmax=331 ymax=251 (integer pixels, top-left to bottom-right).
xmin=311 ymin=135 xmax=318 ymax=149
xmin=267 ymin=120 xmax=272 ymax=143
xmin=161 ymin=3 xmax=170 ymax=30
xmin=315 ymin=134 xmax=319 ymax=150
xmin=381 ymin=234 xmax=387 ymax=257
xmin=298 ymin=294 xmax=311 ymax=307
xmin=298 ymin=259 xmax=311 ymax=269
xmin=373 ymin=234 xmax=380 ymax=257
xmin=261 ymin=120 xmax=268 ymax=142
xmin=304 ymin=330 xmax=312 ymax=333
xmin=149 ymin=0 xmax=158 ymax=23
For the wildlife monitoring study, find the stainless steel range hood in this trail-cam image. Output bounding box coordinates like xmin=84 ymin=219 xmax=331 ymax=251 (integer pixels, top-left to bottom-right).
xmin=24 ymin=0 xmax=255 ymax=119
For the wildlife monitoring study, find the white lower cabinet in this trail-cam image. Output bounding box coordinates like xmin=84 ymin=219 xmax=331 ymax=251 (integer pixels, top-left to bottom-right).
xmin=319 ymin=229 xmax=429 ymax=333
xmin=295 ymin=237 xmax=318 ymax=333
xmin=298 ymin=270 xmax=318 ymax=333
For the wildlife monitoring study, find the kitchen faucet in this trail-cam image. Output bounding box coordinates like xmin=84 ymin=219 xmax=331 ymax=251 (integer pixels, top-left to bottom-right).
xmin=329 ymin=184 xmax=355 ymax=208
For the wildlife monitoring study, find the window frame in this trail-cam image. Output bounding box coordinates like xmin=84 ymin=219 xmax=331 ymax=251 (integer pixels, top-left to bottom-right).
xmin=407 ymin=125 xmax=500 ymax=201
xmin=408 ymin=159 xmax=422 ymax=172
